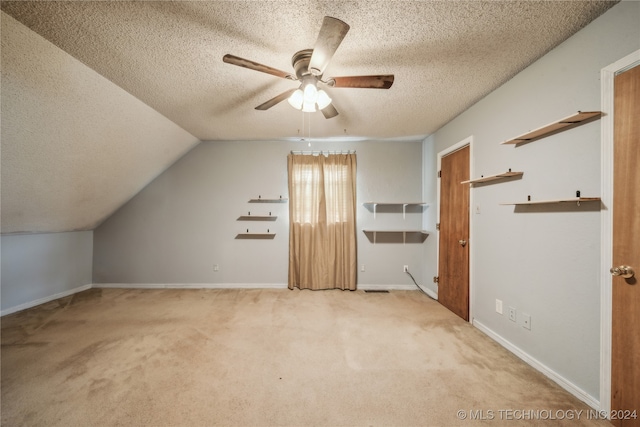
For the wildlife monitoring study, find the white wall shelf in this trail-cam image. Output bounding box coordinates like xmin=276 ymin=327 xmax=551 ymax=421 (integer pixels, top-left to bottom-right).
xmin=500 ymin=197 xmax=601 ymax=206
xmin=501 ymin=111 xmax=603 ymax=146
xmin=461 ymin=170 xmax=523 ymax=185
xmin=362 ymin=202 xmax=427 ymax=219
xmin=362 ymin=229 xmax=429 ymax=244
xmin=362 ymin=202 xmax=428 ymax=243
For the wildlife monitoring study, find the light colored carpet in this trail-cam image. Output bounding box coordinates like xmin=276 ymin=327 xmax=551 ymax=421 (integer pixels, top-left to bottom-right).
xmin=1 ymin=288 xmax=609 ymax=426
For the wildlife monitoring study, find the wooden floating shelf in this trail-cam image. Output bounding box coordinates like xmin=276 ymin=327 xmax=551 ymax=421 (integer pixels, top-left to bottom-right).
xmin=248 ymin=198 xmax=288 ymax=203
xmin=461 ymin=171 xmax=523 ymax=185
xmin=500 ymin=197 xmax=601 ymax=206
xmin=235 ymin=233 xmax=276 ymax=239
xmin=237 ymin=216 xmax=277 ymax=221
xmin=501 ymin=111 xmax=603 ymax=145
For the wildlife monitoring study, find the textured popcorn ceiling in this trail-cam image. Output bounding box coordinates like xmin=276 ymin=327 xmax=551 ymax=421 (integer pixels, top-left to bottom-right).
xmin=0 ymin=1 xmax=617 ymax=233
xmin=2 ymin=1 xmax=617 ymax=141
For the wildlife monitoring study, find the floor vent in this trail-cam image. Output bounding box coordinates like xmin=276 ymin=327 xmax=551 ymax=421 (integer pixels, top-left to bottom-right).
xmin=364 ymin=289 xmax=390 ymax=293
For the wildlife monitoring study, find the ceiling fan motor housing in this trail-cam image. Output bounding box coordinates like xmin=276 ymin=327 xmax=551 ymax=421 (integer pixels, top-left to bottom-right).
xmin=292 ymin=49 xmax=315 ymax=79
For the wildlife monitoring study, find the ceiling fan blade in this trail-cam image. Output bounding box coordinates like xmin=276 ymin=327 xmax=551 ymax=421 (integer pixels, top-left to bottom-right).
xmin=308 ymin=17 xmax=350 ymax=76
xmin=255 ymin=89 xmax=297 ymax=110
xmin=321 ymin=103 xmax=339 ymax=119
xmin=223 ymin=54 xmax=294 ymax=80
xmin=329 ymin=75 xmax=394 ymax=89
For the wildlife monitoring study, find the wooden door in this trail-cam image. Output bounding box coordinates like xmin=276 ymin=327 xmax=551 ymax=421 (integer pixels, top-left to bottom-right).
xmin=438 ymin=146 xmax=470 ymax=321
xmin=611 ymin=63 xmax=640 ymax=427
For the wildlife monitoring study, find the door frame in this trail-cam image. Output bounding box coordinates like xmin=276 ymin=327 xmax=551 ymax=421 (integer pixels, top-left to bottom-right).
xmin=437 ymin=136 xmax=474 ymax=323
xmin=599 ymin=49 xmax=640 ymax=413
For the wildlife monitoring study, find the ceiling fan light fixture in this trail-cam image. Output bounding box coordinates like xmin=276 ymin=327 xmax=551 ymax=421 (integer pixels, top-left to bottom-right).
xmin=302 ymin=101 xmax=316 ymax=113
xmin=225 ymin=16 xmax=392 ymax=119
xmin=316 ymin=90 xmax=332 ymax=110
xmin=288 ymin=89 xmax=304 ymax=109
xmin=303 ymin=82 xmax=318 ymax=104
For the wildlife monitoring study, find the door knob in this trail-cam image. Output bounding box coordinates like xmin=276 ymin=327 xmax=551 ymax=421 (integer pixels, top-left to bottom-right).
xmin=610 ymin=265 xmax=635 ymax=279
xmin=459 ymin=239 xmax=467 ymax=247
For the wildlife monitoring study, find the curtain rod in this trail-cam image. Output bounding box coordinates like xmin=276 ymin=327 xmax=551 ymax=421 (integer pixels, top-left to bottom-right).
xmin=290 ymin=150 xmax=355 ymax=155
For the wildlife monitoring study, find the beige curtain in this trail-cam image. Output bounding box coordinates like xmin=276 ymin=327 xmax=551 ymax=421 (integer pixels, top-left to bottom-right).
xmin=288 ymin=153 xmax=357 ymax=290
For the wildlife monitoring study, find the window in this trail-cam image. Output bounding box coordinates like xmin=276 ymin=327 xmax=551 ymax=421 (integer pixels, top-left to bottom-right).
xmin=287 ymin=153 xmax=357 ymax=290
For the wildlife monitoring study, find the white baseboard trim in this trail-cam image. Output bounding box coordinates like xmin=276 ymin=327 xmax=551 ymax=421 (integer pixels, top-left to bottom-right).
xmin=96 ymin=283 xmax=429 ymax=292
xmin=2 ymin=282 xmax=434 ymax=317
xmin=358 ymin=283 xmax=417 ymax=291
xmin=473 ymin=320 xmax=600 ymax=410
xmin=93 ymin=283 xmax=288 ymax=289
xmin=1 ymin=284 xmax=93 ymax=317
xmin=419 ymin=285 xmax=438 ymax=300
xmin=358 ymin=283 xmax=438 ymax=299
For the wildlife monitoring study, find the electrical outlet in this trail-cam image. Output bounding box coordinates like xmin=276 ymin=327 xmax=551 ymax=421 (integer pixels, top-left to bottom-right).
xmin=213 ymin=264 xmax=219 ymax=272
xmin=522 ymin=313 xmax=531 ymax=330
xmin=361 ymin=264 xmax=365 ymax=272
xmin=495 ymin=299 xmax=503 ymax=314
xmin=508 ymin=306 xmax=516 ymax=322
xmin=403 ymin=265 xmax=409 ymax=272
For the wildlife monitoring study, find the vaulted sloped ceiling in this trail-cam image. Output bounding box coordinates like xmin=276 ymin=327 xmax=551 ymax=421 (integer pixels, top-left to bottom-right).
xmin=1 ymin=13 xmax=200 ymax=234
xmin=0 ymin=1 xmax=617 ymax=234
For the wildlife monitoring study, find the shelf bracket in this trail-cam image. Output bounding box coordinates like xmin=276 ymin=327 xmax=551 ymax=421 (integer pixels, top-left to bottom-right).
xmin=403 ymin=203 xmax=408 ymax=220
xmin=373 ymin=203 xmax=378 ymax=219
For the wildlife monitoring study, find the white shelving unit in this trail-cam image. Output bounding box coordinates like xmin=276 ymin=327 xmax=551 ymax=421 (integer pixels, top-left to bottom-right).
xmin=362 ymin=202 xmax=428 ymax=243
xmin=362 ymin=202 xmax=427 ymax=219
xmin=362 ymin=229 xmax=429 ymax=244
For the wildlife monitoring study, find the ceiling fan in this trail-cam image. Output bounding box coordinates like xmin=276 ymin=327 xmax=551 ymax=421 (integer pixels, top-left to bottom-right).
xmin=223 ymin=16 xmax=394 ymax=119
